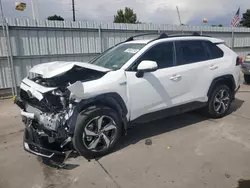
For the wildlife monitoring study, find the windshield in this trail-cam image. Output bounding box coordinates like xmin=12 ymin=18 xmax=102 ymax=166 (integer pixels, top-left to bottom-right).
xmin=90 ymin=43 xmax=146 ymax=70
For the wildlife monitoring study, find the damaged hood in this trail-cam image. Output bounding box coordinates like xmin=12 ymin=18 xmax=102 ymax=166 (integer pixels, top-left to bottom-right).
xmin=29 ymin=61 xmax=111 ymax=78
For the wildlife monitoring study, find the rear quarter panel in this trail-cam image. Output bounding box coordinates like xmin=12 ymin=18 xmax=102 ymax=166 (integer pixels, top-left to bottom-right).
xmin=215 ymin=44 xmax=241 ymax=88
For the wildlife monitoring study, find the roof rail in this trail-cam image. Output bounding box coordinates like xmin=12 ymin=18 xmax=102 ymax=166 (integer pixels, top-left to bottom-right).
xmin=192 ymin=32 xmax=200 ymax=36
xmin=147 ymin=33 xmax=169 ymax=43
xmin=124 ymin=32 xmax=161 ymax=42
xmin=123 ymin=32 xmax=211 ymax=45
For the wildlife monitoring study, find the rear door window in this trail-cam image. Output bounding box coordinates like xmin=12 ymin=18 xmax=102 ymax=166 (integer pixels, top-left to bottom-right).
xmin=175 ymin=40 xmax=210 ymax=65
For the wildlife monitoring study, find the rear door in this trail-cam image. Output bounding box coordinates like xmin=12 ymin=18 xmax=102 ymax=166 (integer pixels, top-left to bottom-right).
xmin=172 ymin=40 xmax=220 ymax=104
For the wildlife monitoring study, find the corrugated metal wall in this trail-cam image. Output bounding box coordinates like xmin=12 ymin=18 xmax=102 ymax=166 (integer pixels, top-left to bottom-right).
xmin=1 ymin=18 xmax=250 ymax=91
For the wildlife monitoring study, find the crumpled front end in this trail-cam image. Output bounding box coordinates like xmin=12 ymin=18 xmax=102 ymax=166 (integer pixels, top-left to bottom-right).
xmin=15 ymin=78 xmax=76 ymax=163
xmin=14 ymin=62 xmax=109 ymax=163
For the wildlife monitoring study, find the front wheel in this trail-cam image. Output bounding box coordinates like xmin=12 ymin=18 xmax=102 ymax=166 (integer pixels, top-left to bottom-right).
xmin=207 ymin=85 xmax=232 ymax=119
xmin=73 ymin=106 xmax=122 ymax=159
xmin=244 ymin=74 xmax=250 ymax=84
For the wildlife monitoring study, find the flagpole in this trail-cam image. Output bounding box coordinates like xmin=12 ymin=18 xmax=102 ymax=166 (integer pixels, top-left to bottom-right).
xmin=231 ymin=27 xmax=234 ymax=50
xmin=231 ymin=7 xmax=240 ymax=50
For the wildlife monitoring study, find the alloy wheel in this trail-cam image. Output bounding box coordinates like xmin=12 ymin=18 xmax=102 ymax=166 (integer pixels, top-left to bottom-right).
xmin=82 ymin=115 xmax=117 ymax=152
xmin=213 ymin=89 xmax=230 ymax=114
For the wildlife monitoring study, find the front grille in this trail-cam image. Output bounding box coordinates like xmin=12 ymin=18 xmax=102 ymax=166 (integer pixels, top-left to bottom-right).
xmin=20 ymin=89 xmax=63 ymax=112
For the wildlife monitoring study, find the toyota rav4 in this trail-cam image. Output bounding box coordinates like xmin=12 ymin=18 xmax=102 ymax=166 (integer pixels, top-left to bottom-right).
xmin=14 ymin=33 xmax=241 ymax=163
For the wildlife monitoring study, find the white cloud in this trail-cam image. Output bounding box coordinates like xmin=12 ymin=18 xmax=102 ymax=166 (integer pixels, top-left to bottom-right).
xmin=1 ymin=0 xmax=249 ymax=25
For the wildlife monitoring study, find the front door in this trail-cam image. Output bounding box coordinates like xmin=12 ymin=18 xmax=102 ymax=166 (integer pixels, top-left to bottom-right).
xmin=126 ymin=41 xmax=184 ymax=121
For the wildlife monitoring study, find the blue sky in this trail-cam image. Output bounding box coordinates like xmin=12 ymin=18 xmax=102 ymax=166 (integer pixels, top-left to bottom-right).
xmin=0 ymin=0 xmax=248 ymax=26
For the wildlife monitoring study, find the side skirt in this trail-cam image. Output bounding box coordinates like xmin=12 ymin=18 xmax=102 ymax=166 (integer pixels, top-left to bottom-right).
xmin=130 ymin=101 xmax=207 ymax=125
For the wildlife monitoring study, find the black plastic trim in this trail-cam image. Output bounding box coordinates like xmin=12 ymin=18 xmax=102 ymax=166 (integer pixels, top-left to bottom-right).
xmin=207 ymin=75 xmax=236 ymax=98
xmin=23 ymin=126 xmax=66 ymax=162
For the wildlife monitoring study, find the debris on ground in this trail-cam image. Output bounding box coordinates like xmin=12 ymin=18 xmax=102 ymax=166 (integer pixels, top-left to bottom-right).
xmin=145 ymin=139 xmax=152 ymax=145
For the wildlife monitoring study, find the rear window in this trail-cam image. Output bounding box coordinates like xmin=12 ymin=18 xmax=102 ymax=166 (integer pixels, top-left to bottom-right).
xmin=203 ymin=41 xmax=224 ymax=59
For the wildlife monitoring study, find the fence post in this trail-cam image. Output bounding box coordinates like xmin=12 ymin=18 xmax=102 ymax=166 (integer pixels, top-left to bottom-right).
xmin=231 ymin=28 xmax=234 ymax=50
xmin=98 ymin=24 xmax=102 ymax=53
xmin=5 ymin=23 xmax=17 ymax=95
xmin=1 ymin=19 xmax=15 ymax=95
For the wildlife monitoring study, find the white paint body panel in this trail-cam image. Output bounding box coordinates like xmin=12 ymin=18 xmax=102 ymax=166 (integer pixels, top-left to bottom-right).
xmin=22 ymin=78 xmax=57 ymax=93
xmin=19 ymin=36 xmax=241 ymax=122
xmin=29 ymin=61 xmax=110 ymax=78
xmin=137 ymin=60 xmax=158 ymax=71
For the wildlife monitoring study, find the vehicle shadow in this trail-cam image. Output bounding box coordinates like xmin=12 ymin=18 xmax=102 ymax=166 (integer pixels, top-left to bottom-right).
xmin=42 ymin=98 xmax=244 ymax=167
xmin=236 ymin=179 xmax=250 ymax=188
xmin=242 ymin=81 xmax=250 ymax=86
xmin=114 ymin=98 xmax=244 ymax=154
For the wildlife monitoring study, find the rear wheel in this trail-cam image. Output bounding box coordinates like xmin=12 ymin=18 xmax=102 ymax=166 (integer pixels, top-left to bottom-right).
xmin=244 ymin=74 xmax=250 ymax=84
xmin=73 ymin=106 xmax=122 ymax=159
xmin=207 ymin=85 xmax=232 ymax=118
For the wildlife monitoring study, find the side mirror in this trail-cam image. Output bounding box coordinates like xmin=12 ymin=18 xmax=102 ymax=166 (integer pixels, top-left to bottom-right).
xmin=136 ymin=60 xmax=158 ymax=78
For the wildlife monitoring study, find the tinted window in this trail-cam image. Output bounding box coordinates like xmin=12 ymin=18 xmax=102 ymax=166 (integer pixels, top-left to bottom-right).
xmin=176 ymin=40 xmax=209 ymax=65
xmin=203 ymin=41 xmax=224 ymax=59
xmin=130 ymin=42 xmax=174 ymax=71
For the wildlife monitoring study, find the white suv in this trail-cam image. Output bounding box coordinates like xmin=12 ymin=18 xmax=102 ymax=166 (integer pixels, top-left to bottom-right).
xmin=14 ymin=33 xmax=241 ymax=163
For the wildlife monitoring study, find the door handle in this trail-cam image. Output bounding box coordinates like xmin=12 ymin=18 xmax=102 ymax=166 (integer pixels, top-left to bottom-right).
xmin=209 ymin=65 xmax=218 ymax=70
xmin=170 ymin=74 xmax=182 ymax=81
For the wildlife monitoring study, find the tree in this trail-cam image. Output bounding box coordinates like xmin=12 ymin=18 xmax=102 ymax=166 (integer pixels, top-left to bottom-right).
xmin=211 ymin=24 xmax=223 ymax=27
xmin=240 ymin=9 xmax=250 ymax=27
xmin=47 ymin=15 xmax=64 ymax=21
xmin=114 ymin=7 xmax=139 ymax=24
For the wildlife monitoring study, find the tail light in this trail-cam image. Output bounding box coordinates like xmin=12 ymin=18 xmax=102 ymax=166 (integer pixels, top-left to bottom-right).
xmin=236 ymin=57 xmax=243 ymax=66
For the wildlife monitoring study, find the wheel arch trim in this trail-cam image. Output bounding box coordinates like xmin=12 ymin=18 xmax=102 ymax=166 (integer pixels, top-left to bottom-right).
xmin=67 ymin=92 xmax=128 ymax=135
xmin=207 ymin=74 xmax=236 ymax=98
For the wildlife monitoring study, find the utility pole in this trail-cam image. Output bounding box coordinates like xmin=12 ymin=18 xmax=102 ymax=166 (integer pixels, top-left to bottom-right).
xmin=72 ymin=0 xmax=75 ymax=21
xmin=176 ymin=6 xmax=182 ymax=25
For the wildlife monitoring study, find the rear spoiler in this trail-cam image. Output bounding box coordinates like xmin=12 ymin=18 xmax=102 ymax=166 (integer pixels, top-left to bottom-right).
xmin=214 ymin=41 xmax=225 ymax=45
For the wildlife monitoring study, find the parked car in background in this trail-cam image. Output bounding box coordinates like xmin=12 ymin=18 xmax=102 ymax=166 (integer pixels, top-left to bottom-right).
xmin=14 ymin=32 xmax=241 ymax=164
xmin=241 ymin=53 xmax=250 ymax=84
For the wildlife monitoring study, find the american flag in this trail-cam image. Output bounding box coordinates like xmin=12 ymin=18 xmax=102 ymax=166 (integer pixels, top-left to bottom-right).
xmin=231 ymin=7 xmax=240 ymax=27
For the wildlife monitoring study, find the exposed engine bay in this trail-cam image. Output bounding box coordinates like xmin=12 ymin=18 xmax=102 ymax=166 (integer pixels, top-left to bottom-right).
xmin=15 ymin=63 xmax=109 ymax=164
xmin=31 ymin=66 xmax=106 ymax=88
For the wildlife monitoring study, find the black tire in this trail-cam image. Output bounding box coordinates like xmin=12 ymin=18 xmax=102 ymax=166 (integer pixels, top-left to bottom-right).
xmin=207 ymin=84 xmax=232 ymax=119
xmin=244 ymin=74 xmax=250 ymax=84
xmin=72 ymin=105 xmax=122 ymax=159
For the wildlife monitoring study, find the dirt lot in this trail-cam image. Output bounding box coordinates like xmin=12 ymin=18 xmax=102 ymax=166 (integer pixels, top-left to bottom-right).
xmin=1 ymin=84 xmax=250 ymax=188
